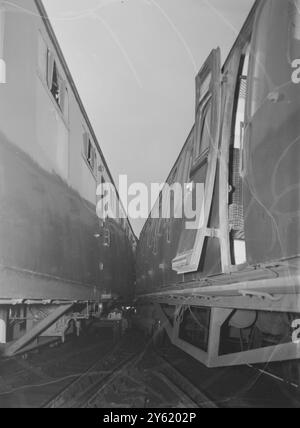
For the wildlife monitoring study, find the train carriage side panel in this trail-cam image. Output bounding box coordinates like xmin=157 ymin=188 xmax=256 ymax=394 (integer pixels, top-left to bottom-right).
xmin=0 ymin=0 xmax=136 ymax=303
xmin=243 ymin=0 xmax=300 ymax=265
xmin=136 ymin=125 xmax=222 ymax=295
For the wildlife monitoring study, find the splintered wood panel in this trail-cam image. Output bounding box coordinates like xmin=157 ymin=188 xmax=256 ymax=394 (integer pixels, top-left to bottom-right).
xmin=173 ymin=48 xmax=222 ymax=274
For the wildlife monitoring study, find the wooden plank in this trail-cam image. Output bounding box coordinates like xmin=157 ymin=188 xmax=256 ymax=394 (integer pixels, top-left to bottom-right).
xmin=172 ymin=48 xmax=222 ymax=274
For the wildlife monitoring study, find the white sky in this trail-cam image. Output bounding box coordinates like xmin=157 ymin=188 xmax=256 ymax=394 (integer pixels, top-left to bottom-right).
xmin=44 ymin=0 xmax=255 ymax=236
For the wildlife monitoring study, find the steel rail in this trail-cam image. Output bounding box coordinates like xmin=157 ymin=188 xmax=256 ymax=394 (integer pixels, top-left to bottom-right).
xmin=44 ymin=339 xmax=144 ymax=408
xmin=151 ymin=352 xmax=218 ymax=408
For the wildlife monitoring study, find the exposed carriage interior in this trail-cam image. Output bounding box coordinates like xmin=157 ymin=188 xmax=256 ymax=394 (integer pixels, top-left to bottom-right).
xmin=135 ymin=0 xmax=300 ymax=370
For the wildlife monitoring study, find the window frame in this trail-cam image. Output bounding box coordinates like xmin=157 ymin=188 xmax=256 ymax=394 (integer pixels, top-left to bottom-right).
xmin=82 ymin=131 xmax=98 ymax=179
xmin=37 ymin=31 xmax=69 ymax=126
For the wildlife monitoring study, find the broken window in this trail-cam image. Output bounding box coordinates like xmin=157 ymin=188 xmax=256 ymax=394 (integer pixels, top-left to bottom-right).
xmin=83 ymin=132 xmax=97 ymax=176
xmin=46 ymin=49 xmax=68 ymax=119
xmin=51 ymin=61 xmax=60 ymax=104
xmin=88 ymin=139 xmax=96 ymax=171
xmin=38 ymin=34 xmax=69 ymax=121
xmin=229 ymin=43 xmax=250 ymax=266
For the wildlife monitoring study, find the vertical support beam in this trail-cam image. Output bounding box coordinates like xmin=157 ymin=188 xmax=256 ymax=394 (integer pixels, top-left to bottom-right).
xmin=0 ymin=307 xmax=7 ymax=344
xmin=154 ymin=302 xmax=173 ymax=339
xmin=172 ymin=305 xmax=182 ymax=343
xmin=207 ymin=307 xmax=233 ymax=367
xmin=0 ymin=1 xmax=6 ymax=83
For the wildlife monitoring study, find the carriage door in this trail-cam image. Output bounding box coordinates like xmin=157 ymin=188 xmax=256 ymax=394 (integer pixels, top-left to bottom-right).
xmin=172 ymin=49 xmax=221 ymax=274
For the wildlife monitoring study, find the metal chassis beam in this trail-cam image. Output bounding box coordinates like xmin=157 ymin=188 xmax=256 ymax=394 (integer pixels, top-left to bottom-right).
xmin=3 ymin=303 xmax=73 ymax=357
xmin=152 ymin=300 xmax=300 ymax=368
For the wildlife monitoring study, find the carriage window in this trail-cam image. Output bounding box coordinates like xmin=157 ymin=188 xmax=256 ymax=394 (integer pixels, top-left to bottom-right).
xmin=38 ymin=34 xmax=68 ymax=118
xmin=50 ymin=61 xmax=59 ymax=104
xmin=89 ymin=143 xmax=96 ymax=170
xmin=233 ymin=55 xmax=249 ymax=151
xmin=83 ymin=133 xmax=97 ymax=176
xmin=229 ymin=44 xmax=250 ymax=266
xmin=46 ymin=50 xmax=68 ymax=120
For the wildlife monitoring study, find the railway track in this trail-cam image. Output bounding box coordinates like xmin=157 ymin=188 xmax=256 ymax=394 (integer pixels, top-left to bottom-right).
xmin=45 ymin=341 xmax=217 ymax=409
xmin=0 ymin=341 xmax=105 ymax=384
xmin=149 ymin=353 xmax=217 ymax=408
xmin=0 ymin=331 xmax=116 ymax=408
xmin=44 ymin=347 xmax=141 ymax=408
xmin=3 ymin=328 xmax=297 ymax=408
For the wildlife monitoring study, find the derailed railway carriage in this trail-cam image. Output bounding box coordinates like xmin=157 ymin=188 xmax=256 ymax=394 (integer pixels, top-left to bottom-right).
xmin=136 ymin=0 xmax=300 ymax=374
xmin=0 ymin=0 xmax=136 ymax=356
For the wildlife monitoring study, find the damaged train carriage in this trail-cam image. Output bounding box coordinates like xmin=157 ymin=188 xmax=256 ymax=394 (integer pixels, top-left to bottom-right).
xmin=136 ymin=0 xmax=300 ymax=372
